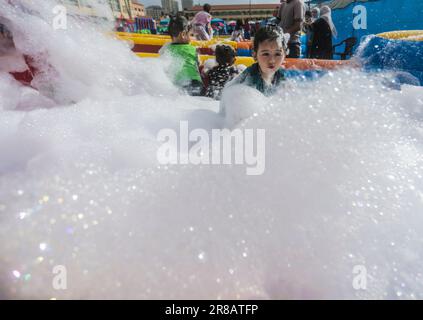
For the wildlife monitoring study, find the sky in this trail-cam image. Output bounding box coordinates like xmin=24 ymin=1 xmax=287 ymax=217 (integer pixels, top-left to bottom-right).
xmin=139 ymin=0 xmax=281 ymax=8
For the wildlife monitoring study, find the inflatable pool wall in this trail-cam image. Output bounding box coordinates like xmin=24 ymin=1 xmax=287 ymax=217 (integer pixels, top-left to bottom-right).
xmin=359 ymin=31 xmax=423 ymax=85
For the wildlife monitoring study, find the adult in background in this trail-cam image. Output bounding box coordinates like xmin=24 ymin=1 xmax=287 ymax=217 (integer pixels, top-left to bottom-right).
xmin=191 ymin=3 xmax=213 ymax=41
xmin=303 ymin=10 xmax=313 ymax=58
xmin=243 ymin=19 xmax=251 ymax=40
xmin=309 ymin=6 xmax=337 ymax=60
xmin=276 ymin=0 xmax=305 ymax=58
xmin=311 ymin=7 xmax=320 ymax=21
xmin=303 ymin=7 xmax=321 ymax=57
xmin=230 ymin=20 xmax=245 ymax=42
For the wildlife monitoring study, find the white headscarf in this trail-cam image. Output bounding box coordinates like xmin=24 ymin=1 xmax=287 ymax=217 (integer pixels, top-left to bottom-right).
xmin=320 ymin=6 xmax=337 ymax=38
xmin=311 ymin=7 xmax=320 ymax=20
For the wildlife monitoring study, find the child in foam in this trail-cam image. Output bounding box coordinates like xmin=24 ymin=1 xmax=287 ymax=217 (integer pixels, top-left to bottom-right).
xmin=224 ymin=26 xmax=290 ymax=97
xmin=160 ymin=16 xmax=204 ymax=96
xmin=219 ymin=26 xmax=290 ymax=126
xmin=205 ymin=45 xmax=240 ymax=100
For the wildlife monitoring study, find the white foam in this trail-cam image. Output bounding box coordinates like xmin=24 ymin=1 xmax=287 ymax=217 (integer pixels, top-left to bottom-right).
xmin=1 ymin=0 xmax=423 ymax=299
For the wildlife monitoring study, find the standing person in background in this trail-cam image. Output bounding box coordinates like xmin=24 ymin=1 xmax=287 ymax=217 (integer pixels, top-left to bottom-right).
xmin=304 ymin=10 xmax=313 ymax=58
xmin=243 ymin=19 xmax=251 ymax=40
xmin=309 ymin=6 xmax=337 ymax=59
xmin=276 ymin=0 xmax=305 ymax=58
xmin=311 ymin=7 xmax=320 ymax=21
xmin=303 ymin=7 xmax=319 ymax=57
xmin=151 ymin=20 xmax=157 ymax=34
xmin=191 ymin=4 xmax=213 ymax=41
xmin=230 ymin=20 xmax=245 ymax=42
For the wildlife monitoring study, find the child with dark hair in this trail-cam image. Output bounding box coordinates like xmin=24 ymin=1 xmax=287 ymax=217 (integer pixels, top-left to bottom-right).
xmin=160 ymin=16 xmax=204 ymax=96
xmin=224 ymin=26 xmax=290 ymax=97
xmin=205 ymin=45 xmax=239 ymax=99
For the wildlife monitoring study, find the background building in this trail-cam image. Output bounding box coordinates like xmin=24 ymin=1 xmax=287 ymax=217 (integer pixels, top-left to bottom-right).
xmin=61 ymin=0 xmax=102 ymax=18
xmin=172 ymin=0 xmax=180 ymax=14
xmin=61 ymin=0 xmax=141 ymax=20
xmin=161 ymin=0 xmax=179 ymax=15
xmin=146 ymin=5 xmax=163 ymax=20
xmin=185 ymin=4 xmax=278 ymax=21
xmin=113 ymin=0 xmax=134 ymax=20
xmin=132 ymin=0 xmax=146 ymax=17
xmin=181 ymin=0 xmax=193 ymax=11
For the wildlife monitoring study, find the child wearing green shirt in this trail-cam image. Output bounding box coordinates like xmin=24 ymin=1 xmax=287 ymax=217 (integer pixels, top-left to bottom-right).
xmin=160 ymin=16 xmax=204 ymax=96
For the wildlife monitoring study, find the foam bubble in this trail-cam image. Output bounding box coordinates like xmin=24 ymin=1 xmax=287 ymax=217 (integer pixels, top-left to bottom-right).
xmin=1 ymin=0 xmax=423 ymax=299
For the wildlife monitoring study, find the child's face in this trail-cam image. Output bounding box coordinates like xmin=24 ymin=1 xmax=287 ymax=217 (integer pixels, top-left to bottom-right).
xmin=254 ymin=40 xmax=285 ymax=78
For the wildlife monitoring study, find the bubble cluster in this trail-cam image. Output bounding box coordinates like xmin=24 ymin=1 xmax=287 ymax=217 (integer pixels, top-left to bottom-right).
xmin=1 ymin=0 xmax=423 ymax=300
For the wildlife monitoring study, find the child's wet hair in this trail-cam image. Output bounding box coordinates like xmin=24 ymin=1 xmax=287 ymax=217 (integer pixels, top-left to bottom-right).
xmin=215 ymin=45 xmax=236 ymax=65
xmin=168 ymin=16 xmax=190 ymax=38
xmin=253 ymin=25 xmax=288 ymax=53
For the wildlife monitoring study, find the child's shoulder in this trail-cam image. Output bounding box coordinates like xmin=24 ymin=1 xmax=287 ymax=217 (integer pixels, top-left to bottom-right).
xmin=170 ymin=42 xmax=195 ymax=48
xmin=168 ymin=42 xmax=197 ymax=54
xmin=245 ymin=63 xmax=260 ymax=75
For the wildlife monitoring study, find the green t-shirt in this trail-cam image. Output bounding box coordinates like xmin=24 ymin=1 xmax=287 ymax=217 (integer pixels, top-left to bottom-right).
xmin=164 ymin=43 xmax=202 ymax=86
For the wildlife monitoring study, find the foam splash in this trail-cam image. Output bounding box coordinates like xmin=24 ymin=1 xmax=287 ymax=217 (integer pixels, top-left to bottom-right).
xmin=1 ymin=0 xmax=423 ymax=299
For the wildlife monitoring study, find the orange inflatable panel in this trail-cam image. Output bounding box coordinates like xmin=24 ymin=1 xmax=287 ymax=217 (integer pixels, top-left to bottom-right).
xmin=284 ymin=58 xmax=357 ymax=70
xmin=236 ymin=41 xmax=253 ymax=50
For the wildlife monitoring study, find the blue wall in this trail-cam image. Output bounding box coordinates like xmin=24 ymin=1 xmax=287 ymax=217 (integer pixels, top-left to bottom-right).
xmin=309 ymin=0 xmax=423 ymax=45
